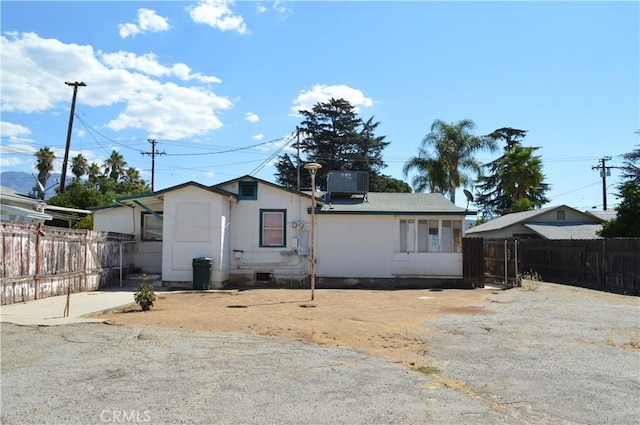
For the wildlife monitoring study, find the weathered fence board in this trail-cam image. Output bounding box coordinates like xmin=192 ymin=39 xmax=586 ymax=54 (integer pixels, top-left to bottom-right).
xmin=1 ymin=222 xmax=135 ymax=305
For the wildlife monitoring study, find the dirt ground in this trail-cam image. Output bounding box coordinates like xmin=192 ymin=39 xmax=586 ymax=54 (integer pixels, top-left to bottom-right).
xmin=93 ymin=288 xmax=495 ymax=368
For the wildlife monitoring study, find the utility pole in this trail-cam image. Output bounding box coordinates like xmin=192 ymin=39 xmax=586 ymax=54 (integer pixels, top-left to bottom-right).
xmin=592 ymin=156 xmax=612 ymax=211
xmin=141 ymin=138 xmax=165 ymax=192
xmin=59 ymin=81 xmax=86 ymax=193
xmin=296 ymin=127 xmax=301 ymax=191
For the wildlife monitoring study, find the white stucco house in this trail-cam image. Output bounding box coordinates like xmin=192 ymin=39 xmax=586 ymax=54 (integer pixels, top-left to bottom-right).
xmin=465 ymin=204 xmax=608 ymax=240
xmin=91 ymin=173 xmax=473 ymax=289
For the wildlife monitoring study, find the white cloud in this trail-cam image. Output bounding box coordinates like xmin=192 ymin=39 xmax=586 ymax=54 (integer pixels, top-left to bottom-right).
xmin=291 ymin=84 xmax=374 ymax=115
xmin=118 ymin=23 xmax=141 ymax=39
xmin=1 ymin=121 xmax=31 ymax=139
xmin=0 ymin=156 xmax=24 ymax=167
xmin=100 ymin=51 xmax=222 ymax=84
xmin=273 ymin=1 xmax=292 ymax=18
xmin=189 ymin=0 xmax=248 ymax=35
xmin=245 ymin=112 xmax=260 ymax=123
xmin=251 ymin=133 xmax=264 ymax=140
xmin=118 ymin=8 xmax=170 ymax=38
xmin=1 ymin=32 xmax=232 ymax=140
xmin=107 ymin=82 xmax=231 ymax=140
xmin=0 ymin=121 xmax=34 ymax=167
xmin=255 ymin=1 xmax=291 ymax=18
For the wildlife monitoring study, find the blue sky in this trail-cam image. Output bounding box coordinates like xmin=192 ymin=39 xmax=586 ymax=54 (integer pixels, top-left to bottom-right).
xmin=1 ymin=0 xmax=638 ymax=212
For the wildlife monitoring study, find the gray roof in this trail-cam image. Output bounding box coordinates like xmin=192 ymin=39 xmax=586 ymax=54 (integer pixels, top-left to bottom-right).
xmin=585 ymin=210 xmax=617 ymax=221
xmin=0 ymin=203 xmax=53 ymax=221
xmin=466 ymin=204 xmax=586 ymax=234
xmin=1 ymin=185 xmax=35 ymax=201
xmin=318 ymin=192 xmax=470 ymax=215
xmin=524 ymin=223 xmax=603 ymax=240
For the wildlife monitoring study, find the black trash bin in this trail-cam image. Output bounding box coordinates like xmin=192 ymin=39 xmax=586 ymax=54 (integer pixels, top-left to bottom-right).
xmin=192 ymin=257 xmax=213 ymax=290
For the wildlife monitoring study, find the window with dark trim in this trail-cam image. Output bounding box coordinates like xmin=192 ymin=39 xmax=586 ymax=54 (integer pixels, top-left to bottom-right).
xmin=260 ymin=209 xmax=286 ymax=247
xmin=239 ymin=181 xmax=257 ymax=200
xmin=557 ymin=210 xmax=566 ymax=221
xmin=142 ymin=212 xmax=163 ymax=241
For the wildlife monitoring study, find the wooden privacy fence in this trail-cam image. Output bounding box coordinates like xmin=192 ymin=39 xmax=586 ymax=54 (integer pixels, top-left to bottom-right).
xmin=464 ymin=237 xmax=640 ymax=295
xmin=0 ymin=222 xmax=135 ymax=305
xmin=517 ymin=238 xmax=640 ymax=295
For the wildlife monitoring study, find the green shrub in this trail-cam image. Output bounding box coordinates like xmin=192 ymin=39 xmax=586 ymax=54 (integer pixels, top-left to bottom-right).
xmin=133 ymin=274 xmax=156 ymax=311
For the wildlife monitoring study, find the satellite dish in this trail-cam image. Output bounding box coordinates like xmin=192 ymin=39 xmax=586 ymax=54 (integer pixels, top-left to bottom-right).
xmin=32 ymin=173 xmax=45 ymax=193
xmin=463 ymin=189 xmax=474 ymax=202
xmin=463 ymin=189 xmax=474 ymax=210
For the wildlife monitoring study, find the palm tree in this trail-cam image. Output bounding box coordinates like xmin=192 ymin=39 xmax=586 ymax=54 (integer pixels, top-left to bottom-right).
xmin=402 ymin=147 xmax=448 ymax=194
xmin=474 ymin=127 xmax=550 ymax=216
xmin=124 ymin=167 xmax=141 ymax=184
xmin=86 ymin=162 xmax=102 ymax=186
xmin=34 ymin=147 xmax=56 ymax=199
xmin=104 ymin=150 xmax=127 ymax=182
xmin=415 ymin=119 xmax=496 ymax=204
xmin=70 ymin=154 xmax=89 ymax=180
xmin=499 ymin=146 xmax=549 ymax=206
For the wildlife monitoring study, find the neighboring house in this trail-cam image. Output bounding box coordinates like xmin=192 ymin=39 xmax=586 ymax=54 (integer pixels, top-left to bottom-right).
xmin=0 ymin=186 xmax=92 ymax=227
xmin=92 ymin=173 xmax=473 ymax=289
xmin=465 ymin=205 xmax=608 ymax=240
xmin=1 ymin=186 xmax=53 ymax=223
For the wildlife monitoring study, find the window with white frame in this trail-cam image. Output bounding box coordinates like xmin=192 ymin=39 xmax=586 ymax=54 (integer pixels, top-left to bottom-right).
xmin=260 ymin=209 xmax=286 ymax=247
xmin=142 ymin=213 xmax=163 ymax=241
xmin=400 ymin=219 xmax=416 ymax=252
xmin=400 ymin=219 xmax=462 ymax=253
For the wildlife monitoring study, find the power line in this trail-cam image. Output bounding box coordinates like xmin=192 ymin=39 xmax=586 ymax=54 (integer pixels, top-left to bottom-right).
xmin=74 ymin=114 xmax=145 ymax=153
xmin=552 ymin=181 xmax=601 ymax=199
xmin=249 ymin=135 xmax=296 ymax=176
xmin=163 ymin=137 xmax=288 ymax=156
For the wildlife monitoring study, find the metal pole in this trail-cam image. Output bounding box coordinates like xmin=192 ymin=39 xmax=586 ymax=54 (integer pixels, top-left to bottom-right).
xmin=504 ymin=239 xmax=508 ymax=286
xmin=310 ymin=171 xmax=316 ymax=301
xmin=514 ymin=239 xmax=518 ymax=285
xmin=304 ymin=162 xmax=322 ymax=301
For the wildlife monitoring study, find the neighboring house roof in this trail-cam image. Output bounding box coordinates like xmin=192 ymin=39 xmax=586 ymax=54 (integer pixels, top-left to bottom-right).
xmin=524 ymin=223 xmax=603 ymax=240
xmin=585 ymin=210 xmax=617 ymax=221
xmin=466 ymin=204 xmax=596 ymax=234
xmin=1 ymin=203 xmax=53 ymax=222
xmin=1 ymin=186 xmax=54 ymax=222
xmin=316 ymin=192 xmax=471 ymax=215
xmin=466 ymin=204 xmax=606 ymax=239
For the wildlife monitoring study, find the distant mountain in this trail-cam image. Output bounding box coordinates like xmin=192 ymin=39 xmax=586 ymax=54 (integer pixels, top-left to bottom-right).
xmin=0 ymin=171 xmax=62 ymax=200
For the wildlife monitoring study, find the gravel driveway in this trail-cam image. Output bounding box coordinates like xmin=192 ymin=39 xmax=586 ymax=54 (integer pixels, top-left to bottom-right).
xmin=1 ymin=282 xmax=638 ymax=425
